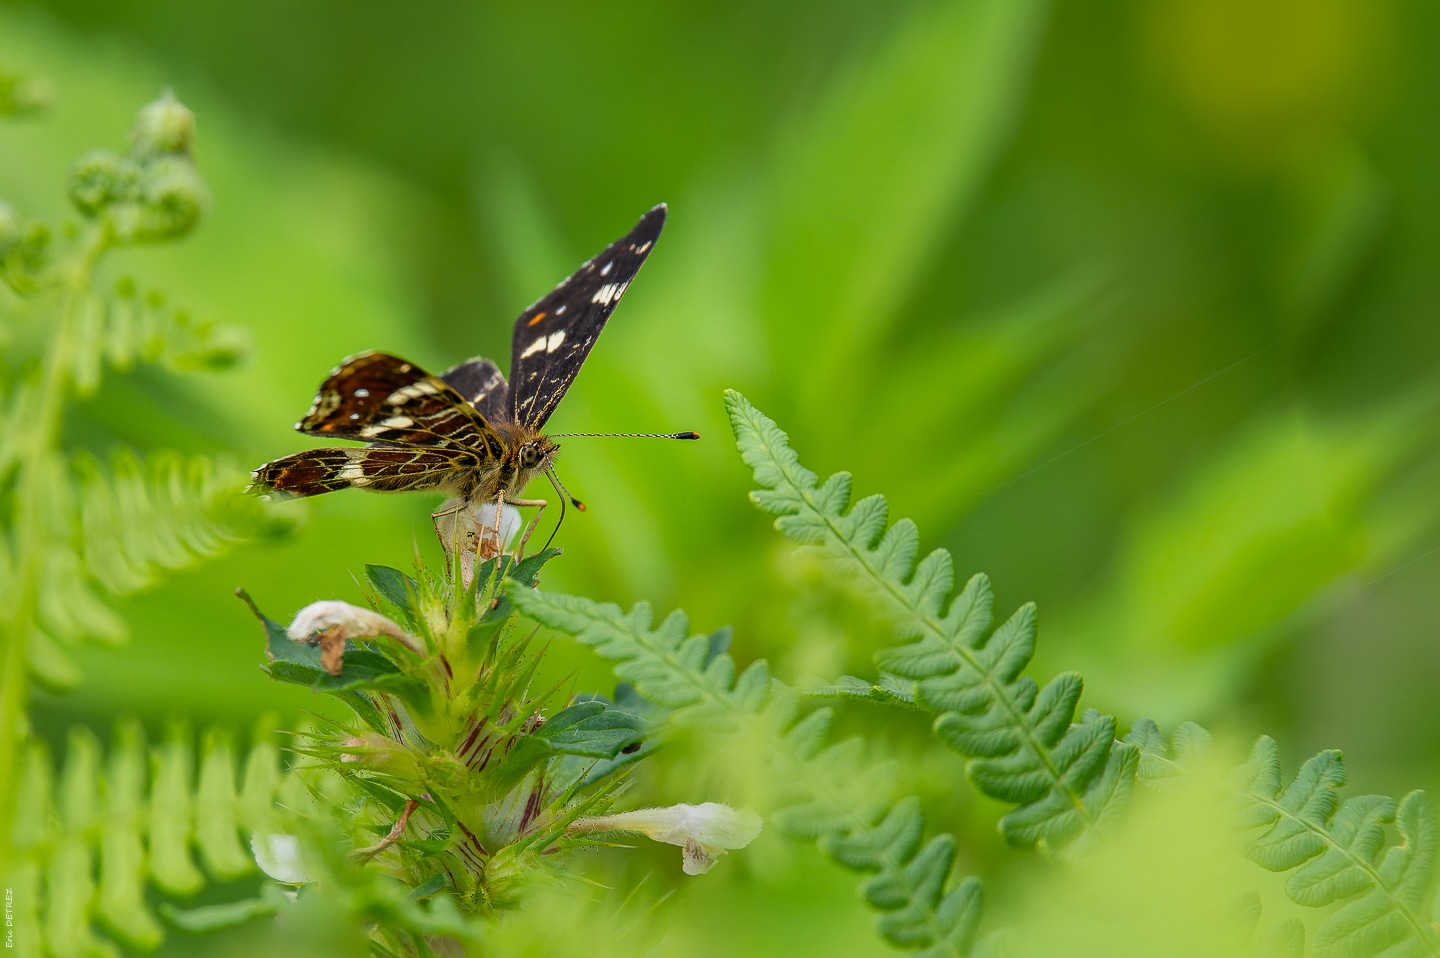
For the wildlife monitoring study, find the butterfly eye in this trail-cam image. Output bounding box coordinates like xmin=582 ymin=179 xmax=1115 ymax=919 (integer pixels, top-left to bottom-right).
xmin=518 ymin=443 xmax=544 ymax=469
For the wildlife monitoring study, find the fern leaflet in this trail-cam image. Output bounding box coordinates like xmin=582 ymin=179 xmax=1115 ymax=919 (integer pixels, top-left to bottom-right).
xmin=725 ymin=389 xmax=1137 ymax=851
xmin=13 ymin=719 xmax=282 ymax=955
xmin=1234 ymin=737 xmax=1440 ymax=958
xmin=508 ymin=587 xmax=988 ymax=956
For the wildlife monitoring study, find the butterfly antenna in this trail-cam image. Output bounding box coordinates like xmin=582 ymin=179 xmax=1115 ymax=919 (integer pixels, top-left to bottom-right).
xmin=539 ymin=466 xmax=577 ymax=554
xmin=548 ymin=431 xmax=700 ymax=440
xmin=547 ymin=467 xmax=585 ymax=512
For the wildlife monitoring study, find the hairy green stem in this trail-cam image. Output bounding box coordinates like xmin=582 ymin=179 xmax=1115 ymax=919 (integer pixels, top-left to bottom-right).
xmin=0 ymin=222 xmax=111 ymax=874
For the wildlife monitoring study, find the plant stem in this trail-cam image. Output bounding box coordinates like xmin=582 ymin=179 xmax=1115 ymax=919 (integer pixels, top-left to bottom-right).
xmin=0 ymin=222 xmax=111 ymax=875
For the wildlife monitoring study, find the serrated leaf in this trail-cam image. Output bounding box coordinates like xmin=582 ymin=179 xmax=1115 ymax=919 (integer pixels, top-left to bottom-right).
xmin=1235 ymin=741 xmax=1440 ymax=958
xmin=534 ymin=702 xmax=644 ymax=758
xmin=729 ymin=390 xmax=1133 ymax=851
xmin=365 ymin=564 xmax=420 ymax=628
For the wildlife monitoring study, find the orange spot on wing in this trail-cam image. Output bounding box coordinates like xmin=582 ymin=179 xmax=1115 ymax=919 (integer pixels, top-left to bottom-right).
xmin=527 ymin=311 xmax=547 ymax=327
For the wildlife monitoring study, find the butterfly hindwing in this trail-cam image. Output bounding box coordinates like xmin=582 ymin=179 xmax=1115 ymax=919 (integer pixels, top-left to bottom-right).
xmin=251 ymin=446 xmax=480 ymax=497
xmin=299 ymin=351 xmax=504 ymax=459
xmin=440 ymin=357 xmax=511 ymax=425
xmin=510 ymin=204 xmax=666 ymax=428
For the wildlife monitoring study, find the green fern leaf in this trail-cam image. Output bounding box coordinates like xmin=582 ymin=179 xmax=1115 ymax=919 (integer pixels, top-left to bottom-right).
xmin=727 ymin=389 xmax=1136 ymax=851
xmin=76 ymin=448 xmax=285 ymax=597
xmin=510 ymin=583 xmax=990 ymax=955
xmin=1235 ymin=737 xmax=1440 ymax=958
xmin=68 ymin=282 xmax=246 ymax=399
xmin=15 ymin=720 xmax=286 ymax=956
xmin=1125 ymin=718 xmax=1212 ymax=786
xmin=97 ymin=720 xmax=164 ymax=950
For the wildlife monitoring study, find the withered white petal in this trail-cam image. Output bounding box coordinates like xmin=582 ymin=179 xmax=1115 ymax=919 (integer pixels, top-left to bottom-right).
xmin=286 ymin=600 xmax=423 ymax=655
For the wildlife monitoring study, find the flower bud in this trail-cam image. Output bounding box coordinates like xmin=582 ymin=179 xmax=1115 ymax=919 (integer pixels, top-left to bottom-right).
xmin=336 ymin=733 xmax=425 ymax=789
xmin=130 ymin=91 xmax=195 ymax=160
xmin=0 ymin=72 xmax=54 ymax=116
xmin=569 ymin=802 xmax=762 ymax=875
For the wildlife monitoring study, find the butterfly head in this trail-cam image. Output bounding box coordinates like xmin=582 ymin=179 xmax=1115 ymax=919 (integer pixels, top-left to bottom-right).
xmin=516 ymin=435 xmax=558 ymax=472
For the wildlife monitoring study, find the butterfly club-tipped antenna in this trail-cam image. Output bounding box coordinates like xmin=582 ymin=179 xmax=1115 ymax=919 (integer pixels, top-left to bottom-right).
xmin=539 ymin=466 xmax=582 ymax=554
xmin=548 ymin=431 xmax=700 ymax=440
xmin=536 ymin=430 xmax=699 ymax=552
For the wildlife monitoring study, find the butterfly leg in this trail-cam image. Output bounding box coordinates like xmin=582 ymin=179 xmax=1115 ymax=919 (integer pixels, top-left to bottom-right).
xmin=508 ymin=498 xmax=548 ymax=560
xmin=433 ymin=497 xmax=487 ymax=587
xmin=432 ymin=497 xmax=472 ymax=555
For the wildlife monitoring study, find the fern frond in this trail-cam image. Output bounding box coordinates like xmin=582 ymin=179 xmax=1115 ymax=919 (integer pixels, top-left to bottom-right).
xmin=509 ymin=586 xmax=989 ymax=955
xmin=17 ymin=449 xmax=292 ymax=691
xmin=14 ymin=719 xmax=283 ymax=956
xmin=1125 ymin=718 xmax=1212 ymax=787
xmin=1234 ymin=736 xmax=1440 ymax=958
xmin=74 ymin=447 xmax=282 ymax=596
xmin=70 ymin=279 xmax=245 ymax=396
xmin=726 ymin=389 xmax=1137 ymax=851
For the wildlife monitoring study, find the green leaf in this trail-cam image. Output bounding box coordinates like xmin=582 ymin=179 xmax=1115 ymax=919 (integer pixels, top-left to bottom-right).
xmin=1125 ymin=718 xmax=1213 ymax=786
xmin=76 ymin=449 xmax=289 ymax=598
xmin=512 ymin=582 xmax=986 ymax=956
xmin=533 ymin=701 xmax=644 ymax=758
xmin=763 ymin=0 xmax=1047 ymax=424
xmin=1235 ymin=738 xmax=1440 ymax=958
xmin=160 ymin=895 xmax=280 ymax=934
xmin=147 ymin=721 xmax=204 ymax=897
xmin=728 ymin=389 xmax=1135 ymax=851
xmin=806 ymin=675 xmax=922 ymax=710
xmin=365 ymin=564 xmax=420 ymax=629
xmin=97 ymin=720 xmax=163 ymax=951
xmin=195 ymin=728 xmax=253 ymax=881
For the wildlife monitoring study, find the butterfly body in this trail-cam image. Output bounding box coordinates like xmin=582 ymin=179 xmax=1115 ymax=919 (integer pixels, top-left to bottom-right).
xmin=250 ymin=205 xmax=668 ymax=526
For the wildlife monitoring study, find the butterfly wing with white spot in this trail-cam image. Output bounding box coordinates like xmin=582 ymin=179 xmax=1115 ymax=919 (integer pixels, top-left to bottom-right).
xmin=509 ymin=204 xmax=666 ymax=429
xmin=296 ymin=351 xmax=504 ymax=460
xmin=251 ymin=446 xmax=481 ymax=497
xmin=441 ymin=356 xmax=511 ymax=425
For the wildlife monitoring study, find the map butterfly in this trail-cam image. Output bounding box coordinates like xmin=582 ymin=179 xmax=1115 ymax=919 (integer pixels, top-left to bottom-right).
xmin=250 ymin=204 xmax=695 ymax=554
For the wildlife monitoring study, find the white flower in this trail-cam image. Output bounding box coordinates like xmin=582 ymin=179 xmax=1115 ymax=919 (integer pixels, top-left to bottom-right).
xmin=569 ymin=802 xmax=762 ymax=875
xmin=472 ymin=501 xmax=523 ymax=553
xmin=251 ymin=832 xmax=311 ymax=884
xmin=286 ymin=600 xmax=423 ymax=674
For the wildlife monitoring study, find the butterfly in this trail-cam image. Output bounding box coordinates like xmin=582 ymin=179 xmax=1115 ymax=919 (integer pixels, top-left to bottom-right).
xmin=249 ymin=203 xmax=695 ymax=555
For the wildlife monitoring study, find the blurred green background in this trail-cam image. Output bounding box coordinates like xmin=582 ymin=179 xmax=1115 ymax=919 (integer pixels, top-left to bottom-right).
xmin=4 ymin=0 xmax=1440 ymax=953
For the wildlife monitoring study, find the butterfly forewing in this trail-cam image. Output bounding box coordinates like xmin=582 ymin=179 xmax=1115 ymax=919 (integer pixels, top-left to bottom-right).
xmin=251 ymin=204 xmax=673 ymax=512
xmin=510 ymin=204 xmax=666 ymax=428
xmin=440 ymin=357 xmax=511 ymax=425
xmin=299 ymin=351 xmax=504 ymax=459
xmin=252 ymin=447 xmax=480 ymax=497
